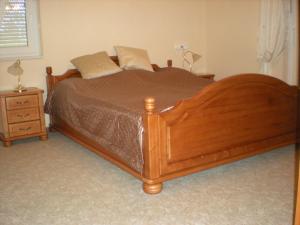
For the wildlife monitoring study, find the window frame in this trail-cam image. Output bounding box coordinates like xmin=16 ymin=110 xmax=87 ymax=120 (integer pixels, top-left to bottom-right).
xmin=0 ymin=0 xmax=42 ymax=60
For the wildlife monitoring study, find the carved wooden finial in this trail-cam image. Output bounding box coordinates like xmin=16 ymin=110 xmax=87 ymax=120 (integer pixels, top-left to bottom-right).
xmin=144 ymin=97 xmax=155 ymax=114
xmin=46 ymin=66 xmax=53 ymax=75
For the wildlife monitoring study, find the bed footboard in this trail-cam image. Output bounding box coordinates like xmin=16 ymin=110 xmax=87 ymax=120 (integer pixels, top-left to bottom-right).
xmin=143 ymin=74 xmax=298 ymax=193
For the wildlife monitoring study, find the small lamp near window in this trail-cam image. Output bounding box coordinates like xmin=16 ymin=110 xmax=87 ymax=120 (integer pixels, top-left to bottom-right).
xmin=7 ymin=59 xmax=26 ymax=93
xmin=182 ymin=50 xmax=202 ymax=72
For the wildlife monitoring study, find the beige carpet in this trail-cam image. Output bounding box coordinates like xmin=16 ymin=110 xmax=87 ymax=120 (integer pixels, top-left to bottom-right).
xmin=0 ymin=133 xmax=296 ymax=225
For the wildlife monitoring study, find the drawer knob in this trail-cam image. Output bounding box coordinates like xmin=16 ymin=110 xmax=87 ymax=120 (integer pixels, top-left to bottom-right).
xmin=16 ymin=100 xmax=29 ymax=105
xmin=16 ymin=113 xmax=30 ymax=118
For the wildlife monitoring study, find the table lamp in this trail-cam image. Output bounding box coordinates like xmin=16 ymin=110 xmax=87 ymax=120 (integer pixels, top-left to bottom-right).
xmin=7 ymin=59 xmax=26 ymax=93
xmin=182 ymin=50 xmax=202 ymax=72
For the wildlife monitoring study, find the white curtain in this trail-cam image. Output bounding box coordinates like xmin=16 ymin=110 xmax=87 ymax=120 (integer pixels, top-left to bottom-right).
xmin=287 ymin=0 xmax=298 ymax=85
xmin=257 ymin=0 xmax=289 ymax=75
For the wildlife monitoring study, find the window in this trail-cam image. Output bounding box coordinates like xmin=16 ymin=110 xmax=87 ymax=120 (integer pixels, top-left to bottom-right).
xmin=0 ymin=0 xmax=41 ymax=59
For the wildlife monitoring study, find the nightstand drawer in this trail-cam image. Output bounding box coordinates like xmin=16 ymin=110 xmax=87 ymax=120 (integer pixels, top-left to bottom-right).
xmin=9 ymin=120 xmax=41 ymax=137
xmin=7 ymin=108 xmax=40 ymax=123
xmin=6 ymin=95 xmax=38 ymax=110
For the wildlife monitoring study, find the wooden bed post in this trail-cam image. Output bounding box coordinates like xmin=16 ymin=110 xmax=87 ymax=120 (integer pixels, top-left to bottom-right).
xmin=143 ymin=97 xmax=162 ymax=194
xmin=46 ymin=66 xmax=53 ymax=93
xmin=46 ymin=66 xmax=55 ymax=131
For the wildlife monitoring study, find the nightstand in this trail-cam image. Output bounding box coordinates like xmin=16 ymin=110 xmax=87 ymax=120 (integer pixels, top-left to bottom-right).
xmin=0 ymin=88 xmax=48 ymax=147
xmin=195 ymin=73 xmax=215 ymax=80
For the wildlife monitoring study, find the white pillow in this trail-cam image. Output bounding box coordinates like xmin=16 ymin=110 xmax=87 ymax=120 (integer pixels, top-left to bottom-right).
xmin=115 ymin=46 xmax=154 ymax=72
xmin=71 ymin=51 xmax=122 ymax=79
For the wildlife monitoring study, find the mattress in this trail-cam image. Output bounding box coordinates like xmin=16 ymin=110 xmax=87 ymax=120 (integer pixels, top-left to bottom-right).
xmin=45 ymin=67 xmax=213 ymax=173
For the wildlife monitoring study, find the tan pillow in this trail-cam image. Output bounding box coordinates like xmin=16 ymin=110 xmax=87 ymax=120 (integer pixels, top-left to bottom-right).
xmin=115 ymin=46 xmax=154 ymax=72
xmin=71 ymin=51 xmax=122 ymax=79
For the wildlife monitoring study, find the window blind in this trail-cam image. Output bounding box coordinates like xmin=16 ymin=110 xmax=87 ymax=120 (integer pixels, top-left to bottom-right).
xmin=0 ymin=0 xmax=28 ymax=48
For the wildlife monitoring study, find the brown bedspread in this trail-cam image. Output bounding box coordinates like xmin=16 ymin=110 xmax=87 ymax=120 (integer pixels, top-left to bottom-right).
xmin=45 ymin=67 xmax=213 ymax=173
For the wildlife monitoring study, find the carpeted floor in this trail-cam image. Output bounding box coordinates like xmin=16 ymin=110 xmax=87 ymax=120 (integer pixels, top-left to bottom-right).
xmin=0 ymin=133 xmax=296 ymax=225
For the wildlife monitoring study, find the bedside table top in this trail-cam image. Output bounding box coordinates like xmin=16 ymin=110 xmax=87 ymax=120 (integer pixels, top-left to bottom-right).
xmin=0 ymin=87 xmax=44 ymax=97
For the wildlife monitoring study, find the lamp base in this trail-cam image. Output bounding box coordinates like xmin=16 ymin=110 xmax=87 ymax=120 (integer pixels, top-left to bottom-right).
xmin=14 ymin=85 xmax=27 ymax=93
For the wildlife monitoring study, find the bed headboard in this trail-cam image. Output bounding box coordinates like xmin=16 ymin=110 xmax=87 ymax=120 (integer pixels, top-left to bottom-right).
xmin=46 ymin=57 xmax=172 ymax=96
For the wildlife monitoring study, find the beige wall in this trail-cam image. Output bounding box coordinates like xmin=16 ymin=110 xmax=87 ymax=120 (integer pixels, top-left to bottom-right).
xmin=0 ymin=0 xmax=292 ymax=91
xmin=205 ymin=0 xmax=261 ymax=79
xmin=205 ymin=0 xmax=290 ymax=81
xmin=0 ymin=0 xmax=207 ymax=91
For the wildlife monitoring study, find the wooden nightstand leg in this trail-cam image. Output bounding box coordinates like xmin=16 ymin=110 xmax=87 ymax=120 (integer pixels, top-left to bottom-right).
xmin=3 ymin=140 xmax=12 ymax=147
xmin=39 ymin=134 xmax=48 ymax=141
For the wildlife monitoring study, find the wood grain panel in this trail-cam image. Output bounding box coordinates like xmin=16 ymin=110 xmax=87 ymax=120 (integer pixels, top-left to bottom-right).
xmin=167 ymin=86 xmax=296 ymax=163
xmin=160 ymin=74 xmax=297 ymax=175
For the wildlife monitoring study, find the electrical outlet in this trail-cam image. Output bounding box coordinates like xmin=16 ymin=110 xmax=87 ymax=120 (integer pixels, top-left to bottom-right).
xmin=174 ymin=43 xmax=188 ymax=51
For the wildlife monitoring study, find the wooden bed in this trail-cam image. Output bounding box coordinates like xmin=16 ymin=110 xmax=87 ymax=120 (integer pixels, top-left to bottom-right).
xmin=46 ymin=57 xmax=298 ymax=194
